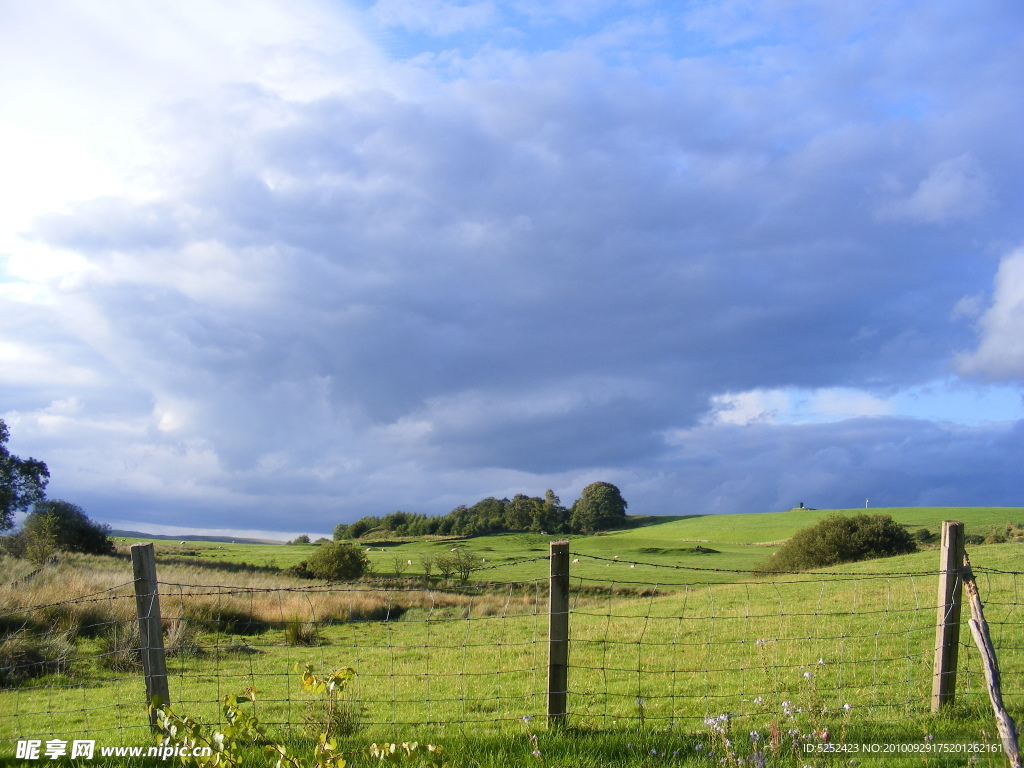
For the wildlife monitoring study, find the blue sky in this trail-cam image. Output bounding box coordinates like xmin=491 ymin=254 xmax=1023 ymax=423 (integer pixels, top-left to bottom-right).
xmin=1 ymin=0 xmax=1023 ymax=539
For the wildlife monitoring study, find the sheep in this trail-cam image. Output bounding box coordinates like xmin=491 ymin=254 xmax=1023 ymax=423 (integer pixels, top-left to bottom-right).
xmin=572 ymin=558 xmax=580 ymax=564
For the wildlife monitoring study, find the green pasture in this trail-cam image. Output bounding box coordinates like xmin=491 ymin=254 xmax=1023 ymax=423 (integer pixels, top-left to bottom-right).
xmin=4 ymin=509 xmax=1022 ymax=766
xmin=119 ymin=505 xmax=1024 ymax=585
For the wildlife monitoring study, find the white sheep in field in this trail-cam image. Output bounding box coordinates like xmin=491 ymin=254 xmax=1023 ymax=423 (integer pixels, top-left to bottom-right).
xmin=613 ymin=556 xmax=619 ymax=560
xmin=180 ymin=541 xmax=186 ymax=546
xmin=451 ymin=548 xmax=459 ymax=552
xmin=572 ymin=558 xmax=580 ymax=564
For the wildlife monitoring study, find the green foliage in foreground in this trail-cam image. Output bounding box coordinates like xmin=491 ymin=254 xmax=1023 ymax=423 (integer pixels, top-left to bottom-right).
xmin=760 ymin=513 xmax=918 ymax=572
xmin=151 ymin=665 xmax=445 ymax=768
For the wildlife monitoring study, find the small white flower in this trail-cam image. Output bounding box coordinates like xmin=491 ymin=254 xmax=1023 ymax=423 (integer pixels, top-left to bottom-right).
xmin=803 ymin=671 xmax=812 ymax=679
xmin=755 ymin=638 xmax=766 ymax=646
xmin=750 ymin=731 xmax=760 ymax=742
xmin=753 ymin=696 xmax=763 ymax=705
xmin=817 ymin=657 xmax=825 ymax=665
xmin=843 ymin=703 xmax=851 ymax=711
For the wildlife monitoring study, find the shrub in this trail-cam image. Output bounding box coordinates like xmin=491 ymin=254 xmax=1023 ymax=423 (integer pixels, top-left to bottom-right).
xmin=303 ymin=542 xmax=368 ymax=581
xmin=284 ymin=621 xmax=323 ymax=646
xmin=96 ymin=621 xmax=142 ymax=671
xmin=0 ymin=630 xmax=74 ymax=687
xmin=165 ymin=619 xmax=205 ymax=658
xmin=21 ymin=500 xmax=115 ymax=556
xmin=760 ymin=513 xmax=917 ymax=572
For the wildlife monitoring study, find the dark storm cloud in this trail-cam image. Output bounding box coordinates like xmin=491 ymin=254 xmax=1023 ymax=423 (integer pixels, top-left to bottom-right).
xmin=4 ymin=0 xmax=1023 ymax=532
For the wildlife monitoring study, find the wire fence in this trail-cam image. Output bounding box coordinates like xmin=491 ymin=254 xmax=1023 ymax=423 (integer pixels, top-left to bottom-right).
xmin=1 ymin=546 xmax=1022 ymax=750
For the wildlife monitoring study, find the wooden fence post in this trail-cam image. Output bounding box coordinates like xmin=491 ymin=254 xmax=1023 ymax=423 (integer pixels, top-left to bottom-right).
xmin=131 ymin=543 xmax=170 ymax=725
xmin=961 ymin=554 xmax=1022 ymax=768
xmin=931 ymin=520 xmax=964 ymax=712
xmin=547 ymin=540 xmax=570 ymax=728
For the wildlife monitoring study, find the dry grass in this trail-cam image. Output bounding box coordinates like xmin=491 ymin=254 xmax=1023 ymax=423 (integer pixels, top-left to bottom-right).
xmin=1 ymin=551 xmax=541 ymax=642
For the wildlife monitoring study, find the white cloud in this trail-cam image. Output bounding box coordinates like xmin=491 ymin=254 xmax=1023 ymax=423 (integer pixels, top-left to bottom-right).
xmin=956 ymin=246 xmax=1024 ymax=380
xmin=877 ymin=154 xmax=991 ymax=224
xmin=704 ymin=390 xmax=790 ymax=425
xmin=703 ymin=388 xmax=892 ymax=426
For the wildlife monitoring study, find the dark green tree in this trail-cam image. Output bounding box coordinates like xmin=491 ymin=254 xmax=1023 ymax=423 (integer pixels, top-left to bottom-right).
xmin=0 ymin=419 xmax=49 ymax=531
xmin=504 ymin=494 xmax=539 ymax=531
xmin=761 ymin=513 xmax=917 ymax=572
xmin=532 ymin=489 xmax=568 ymax=533
xmin=569 ymin=482 xmax=627 ymax=534
xmin=23 ymin=499 xmax=115 ymax=555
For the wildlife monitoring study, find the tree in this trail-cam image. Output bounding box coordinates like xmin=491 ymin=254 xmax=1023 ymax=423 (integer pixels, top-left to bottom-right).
xmin=303 ymin=542 xmax=369 ymax=581
xmin=23 ymin=499 xmax=115 ymax=555
xmin=0 ymin=419 xmax=50 ymax=531
xmin=761 ymin=513 xmax=917 ymax=572
xmin=533 ymin=489 xmax=568 ymax=533
xmin=569 ymin=482 xmax=627 ymax=534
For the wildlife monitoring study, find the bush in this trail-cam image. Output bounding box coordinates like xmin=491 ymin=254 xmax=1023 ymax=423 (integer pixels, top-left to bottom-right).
xmin=0 ymin=630 xmax=74 ymax=687
xmin=303 ymin=542 xmax=368 ymax=581
xmin=21 ymin=500 xmax=114 ymax=556
xmin=760 ymin=513 xmax=917 ymax=572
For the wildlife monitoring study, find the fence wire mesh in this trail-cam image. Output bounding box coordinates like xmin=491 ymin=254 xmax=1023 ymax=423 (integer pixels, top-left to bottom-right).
xmin=1 ymin=551 xmax=1021 ymax=748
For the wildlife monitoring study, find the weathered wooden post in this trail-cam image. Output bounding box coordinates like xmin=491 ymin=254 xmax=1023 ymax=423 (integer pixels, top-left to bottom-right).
xmin=931 ymin=521 xmax=964 ymax=712
xmin=547 ymin=540 xmax=570 ymax=728
xmin=131 ymin=543 xmax=170 ymax=725
xmin=962 ymin=554 xmax=1021 ymax=768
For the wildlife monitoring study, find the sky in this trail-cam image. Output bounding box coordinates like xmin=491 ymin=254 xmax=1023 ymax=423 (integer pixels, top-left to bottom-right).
xmin=1 ymin=0 xmax=1023 ymax=539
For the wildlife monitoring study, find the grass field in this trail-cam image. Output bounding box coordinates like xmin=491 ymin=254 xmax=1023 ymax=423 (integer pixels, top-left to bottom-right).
xmin=3 ymin=507 xmax=1022 ymax=766
xmin=114 ymin=505 xmax=1024 ymax=583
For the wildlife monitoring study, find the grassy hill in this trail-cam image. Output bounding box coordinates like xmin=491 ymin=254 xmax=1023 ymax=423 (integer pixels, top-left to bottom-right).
xmin=115 ymin=506 xmax=1023 ymax=584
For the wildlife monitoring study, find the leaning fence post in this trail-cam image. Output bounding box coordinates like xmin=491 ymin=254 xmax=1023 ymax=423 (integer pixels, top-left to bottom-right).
xmin=961 ymin=554 xmax=1022 ymax=768
xmin=931 ymin=520 xmax=964 ymax=712
xmin=131 ymin=543 xmax=170 ymax=726
xmin=547 ymin=539 xmax=570 ymax=728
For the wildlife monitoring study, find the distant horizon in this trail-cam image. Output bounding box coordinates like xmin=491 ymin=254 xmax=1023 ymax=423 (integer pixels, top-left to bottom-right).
xmin=99 ymin=503 xmax=1024 ymax=543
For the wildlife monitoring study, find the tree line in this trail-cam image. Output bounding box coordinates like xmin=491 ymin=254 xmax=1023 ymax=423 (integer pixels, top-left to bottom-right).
xmin=333 ymin=481 xmax=628 ymax=540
